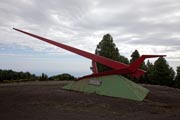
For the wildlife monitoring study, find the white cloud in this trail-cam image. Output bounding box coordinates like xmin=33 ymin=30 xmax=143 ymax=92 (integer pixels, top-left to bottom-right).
xmin=0 ymin=0 xmax=180 ymax=75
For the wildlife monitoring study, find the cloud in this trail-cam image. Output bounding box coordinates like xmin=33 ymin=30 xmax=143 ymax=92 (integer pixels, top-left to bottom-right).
xmin=0 ymin=0 xmax=180 ymax=75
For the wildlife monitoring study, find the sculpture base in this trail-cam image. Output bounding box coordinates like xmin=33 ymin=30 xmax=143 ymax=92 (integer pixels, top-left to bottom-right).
xmin=62 ymin=75 xmax=149 ymax=101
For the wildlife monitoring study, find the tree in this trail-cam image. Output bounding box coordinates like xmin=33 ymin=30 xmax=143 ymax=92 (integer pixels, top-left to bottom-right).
xmin=145 ymin=60 xmax=154 ymax=83
xmin=0 ymin=69 xmax=2 ymax=82
xmin=49 ymin=73 xmax=76 ymax=81
xmin=130 ymin=50 xmax=140 ymax=63
xmin=130 ymin=50 xmax=147 ymax=70
xmin=94 ymin=34 xmax=129 ymax=72
xmin=0 ymin=69 xmax=39 ymax=82
xmin=95 ymin=34 xmax=119 ymax=72
xmin=119 ymin=55 xmax=129 ymax=64
xmin=129 ymin=50 xmax=147 ymax=83
xmin=151 ymin=57 xmax=175 ymax=86
xmin=175 ymin=66 xmax=180 ymax=88
xmin=40 ymin=73 xmax=48 ymax=81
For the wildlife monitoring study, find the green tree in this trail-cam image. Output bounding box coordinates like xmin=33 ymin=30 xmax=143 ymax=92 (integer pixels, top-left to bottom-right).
xmin=151 ymin=57 xmax=175 ymax=86
xmin=145 ymin=60 xmax=154 ymax=83
xmin=130 ymin=50 xmax=140 ymax=63
xmin=40 ymin=73 xmax=48 ymax=81
xmin=95 ymin=34 xmax=119 ymax=72
xmin=0 ymin=69 xmax=39 ymax=82
xmin=49 ymin=73 xmax=76 ymax=81
xmin=0 ymin=69 xmax=2 ymax=82
xmin=130 ymin=50 xmax=147 ymax=70
xmin=129 ymin=50 xmax=147 ymax=83
xmin=95 ymin=34 xmax=129 ymax=72
xmin=175 ymin=66 xmax=180 ymax=88
xmin=119 ymin=55 xmax=129 ymax=64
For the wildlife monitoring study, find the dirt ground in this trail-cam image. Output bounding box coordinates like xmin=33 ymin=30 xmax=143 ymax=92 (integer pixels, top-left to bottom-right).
xmin=0 ymin=81 xmax=180 ymax=120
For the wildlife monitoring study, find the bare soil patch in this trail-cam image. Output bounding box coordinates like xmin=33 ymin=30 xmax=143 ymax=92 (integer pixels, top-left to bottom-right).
xmin=0 ymin=81 xmax=180 ymax=120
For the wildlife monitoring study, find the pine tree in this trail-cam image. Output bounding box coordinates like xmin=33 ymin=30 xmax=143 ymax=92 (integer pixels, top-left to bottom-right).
xmin=129 ymin=50 xmax=147 ymax=83
xmin=145 ymin=60 xmax=154 ymax=84
xmin=94 ymin=34 xmax=129 ymax=72
xmin=175 ymin=66 xmax=180 ymax=88
xmin=40 ymin=73 xmax=48 ymax=81
xmin=130 ymin=50 xmax=147 ymax=70
xmin=152 ymin=57 xmax=175 ymax=86
xmin=130 ymin=50 xmax=140 ymax=63
xmin=119 ymin=55 xmax=129 ymax=64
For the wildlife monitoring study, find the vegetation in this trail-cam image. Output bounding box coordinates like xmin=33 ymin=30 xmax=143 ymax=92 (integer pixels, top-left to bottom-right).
xmin=49 ymin=73 xmax=76 ymax=81
xmin=0 ymin=69 xmax=37 ymax=82
xmin=95 ymin=34 xmax=129 ymax=72
xmin=129 ymin=51 xmax=175 ymax=87
xmin=150 ymin=57 xmax=175 ymax=87
xmin=0 ymin=34 xmax=179 ymax=89
xmin=175 ymin=66 xmax=180 ymax=88
xmin=129 ymin=50 xmax=147 ymax=83
xmin=130 ymin=50 xmax=147 ymax=70
xmin=93 ymin=33 xmax=180 ymax=88
xmin=0 ymin=69 xmax=76 ymax=83
xmin=39 ymin=73 xmax=48 ymax=81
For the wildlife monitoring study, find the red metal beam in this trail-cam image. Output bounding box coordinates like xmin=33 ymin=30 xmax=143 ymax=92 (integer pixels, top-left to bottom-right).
xmin=79 ymin=55 xmax=165 ymax=79
xmin=13 ymin=28 xmax=165 ymax=78
xmin=13 ymin=28 xmax=128 ymax=70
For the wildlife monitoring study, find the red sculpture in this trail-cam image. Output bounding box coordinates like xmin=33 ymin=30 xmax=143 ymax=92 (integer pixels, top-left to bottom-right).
xmin=13 ymin=28 xmax=165 ymax=79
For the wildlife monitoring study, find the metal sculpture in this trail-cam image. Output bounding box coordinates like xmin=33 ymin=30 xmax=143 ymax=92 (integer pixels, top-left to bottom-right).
xmin=13 ymin=28 xmax=165 ymax=101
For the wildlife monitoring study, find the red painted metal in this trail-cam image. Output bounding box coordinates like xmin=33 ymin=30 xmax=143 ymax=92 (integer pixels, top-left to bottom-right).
xmin=130 ymin=70 xmax=145 ymax=78
xmin=79 ymin=55 xmax=165 ymax=79
xmin=91 ymin=61 xmax=98 ymax=74
xmin=13 ymin=28 xmax=128 ymax=69
xmin=13 ymin=28 xmax=165 ymax=78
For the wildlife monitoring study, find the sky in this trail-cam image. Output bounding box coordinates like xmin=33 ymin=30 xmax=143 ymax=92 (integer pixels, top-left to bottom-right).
xmin=0 ymin=0 xmax=180 ymax=77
